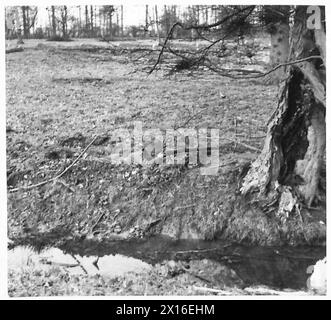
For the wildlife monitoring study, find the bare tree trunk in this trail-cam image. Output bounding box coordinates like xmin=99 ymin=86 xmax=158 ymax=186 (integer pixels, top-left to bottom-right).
xmin=103 ymin=10 xmax=107 ymax=36
xmin=61 ymin=6 xmax=68 ymax=39
xmin=265 ymin=6 xmax=290 ymax=83
xmin=121 ymin=5 xmax=124 ymax=37
xmin=109 ymin=12 xmax=112 ymax=40
xmin=26 ymin=7 xmax=30 ymax=37
xmin=78 ymin=6 xmax=82 ymax=36
xmin=241 ymin=6 xmax=325 ymax=221
xmin=205 ymin=6 xmax=208 ymax=24
xmin=116 ymin=10 xmax=119 ymax=37
xmin=27 ymin=7 xmax=38 ymax=36
xmin=145 ymin=5 xmax=149 ymax=32
xmin=155 ymin=5 xmax=160 ymax=43
xmin=164 ymin=5 xmax=168 ymax=36
xmin=21 ymin=6 xmax=29 ymax=38
xmin=85 ymin=5 xmax=89 ymax=33
xmin=196 ymin=5 xmax=200 ymax=25
xmin=269 ymin=22 xmax=290 ymax=82
xmin=51 ymin=6 xmax=56 ymax=37
xmin=172 ymin=6 xmax=177 ymax=38
xmin=90 ymin=5 xmax=94 ymax=33
xmin=16 ymin=29 xmax=24 ymax=45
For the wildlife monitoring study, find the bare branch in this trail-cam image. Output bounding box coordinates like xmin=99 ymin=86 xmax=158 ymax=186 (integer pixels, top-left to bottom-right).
xmin=148 ymin=6 xmax=256 ymax=74
xmin=202 ymin=55 xmax=322 ymax=80
xmin=9 ymin=135 xmax=98 ymax=193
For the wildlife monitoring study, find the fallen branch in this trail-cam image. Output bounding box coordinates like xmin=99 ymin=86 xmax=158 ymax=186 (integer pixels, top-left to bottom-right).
xmin=183 ymin=270 xmax=212 ymax=284
xmin=173 ymin=107 xmax=208 ymax=130
xmin=149 ymin=6 xmax=255 ymax=74
xmin=91 ymin=211 xmax=107 ymax=233
xmin=144 ymin=218 xmax=162 ymax=233
xmin=193 ymin=286 xmax=233 ymax=295
xmin=6 ymin=47 xmax=24 ymax=54
xmin=44 ymin=261 xmax=79 ymax=268
xmin=223 ymin=137 xmax=260 ymax=152
xmin=9 ymin=135 xmax=98 ymax=193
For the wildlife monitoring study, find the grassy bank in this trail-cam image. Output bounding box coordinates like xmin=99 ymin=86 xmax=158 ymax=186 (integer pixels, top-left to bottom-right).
xmin=7 ymin=39 xmax=326 ymax=247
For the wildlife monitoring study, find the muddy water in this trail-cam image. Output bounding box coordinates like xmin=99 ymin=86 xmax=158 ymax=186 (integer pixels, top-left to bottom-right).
xmin=8 ymin=235 xmax=325 ymax=290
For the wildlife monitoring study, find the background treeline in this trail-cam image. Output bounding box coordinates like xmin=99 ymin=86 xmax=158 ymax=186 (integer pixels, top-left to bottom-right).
xmin=5 ymin=5 xmax=266 ymax=41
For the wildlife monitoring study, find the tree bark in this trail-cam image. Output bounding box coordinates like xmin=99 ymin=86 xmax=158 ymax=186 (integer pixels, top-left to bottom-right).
xmin=241 ymin=6 xmax=325 ymax=220
xmin=51 ymin=6 xmax=56 ymax=37
xmin=109 ymin=11 xmax=112 ymax=39
xmin=269 ymin=22 xmax=290 ymax=81
xmin=264 ymin=6 xmax=290 ymax=83
xmin=85 ymin=5 xmax=89 ymax=32
xmin=121 ymin=5 xmax=124 ymax=37
xmin=21 ymin=6 xmax=31 ymax=38
xmin=145 ymin=5 xmax=149 ymax=32
xmin=90 ymin=5 xmax=94 ymax=32
xmin=61 ymin=6 xmax=68 ymax=39
xmin=155 ymin=5 xmax=160 ymax=43
xmin=78 ymin=6 xmax=81 ymax=32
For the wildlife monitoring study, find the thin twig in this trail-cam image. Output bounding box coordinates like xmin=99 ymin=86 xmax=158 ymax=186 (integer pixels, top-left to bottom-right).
xmin=223 ymin=137 xmax=260 ymax=152
xmin=174 ymin=248 xmax=219 ymax=255
xmin=247 ymin=55 xmax=322 ymax=79
xmin=9 ymin=135 xmax=98 ymax=193
xmin=91 ymin=211 xmax=107 ymax=233
xmin=70 ymin=254 xmax=88 ymax=275
xmin=173 ymin=108 xmax=208 ymax=131
xmin=203 ymin=55 xmax=322 ymax=79
xmin=193 ymin=286 xmax=233 ymax=295
xmin=183 ymin=269 xmax=212 ymax=284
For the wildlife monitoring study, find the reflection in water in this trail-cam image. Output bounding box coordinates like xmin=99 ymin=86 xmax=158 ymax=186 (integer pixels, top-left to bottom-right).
xmin=8 ymin=235 xmax=326 ymax=290
xmin=8 ymin=246 xmax=151 ymax=277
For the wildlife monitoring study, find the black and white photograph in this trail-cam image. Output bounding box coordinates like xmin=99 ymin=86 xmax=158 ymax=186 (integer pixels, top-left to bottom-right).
xmin=3 ymin=1 xmax=328 ymax=299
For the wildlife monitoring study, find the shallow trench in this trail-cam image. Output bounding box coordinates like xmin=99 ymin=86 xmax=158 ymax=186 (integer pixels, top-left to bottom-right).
xmin=8 ymin=235 xmax=325 ymax=292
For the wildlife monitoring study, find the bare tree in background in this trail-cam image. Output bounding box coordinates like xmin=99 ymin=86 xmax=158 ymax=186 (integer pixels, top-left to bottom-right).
xmin=59 ymin=6 xmax=68 ymax=39
xmin=100 ymin=5 xmax=116 ymax=39
xmin=120 ymin=5 xmax=124 ymax=37
xmin=51 ymin=6 xmax=57 ymax=37
xmin=90 ymin=5 xmax=94 ymax=33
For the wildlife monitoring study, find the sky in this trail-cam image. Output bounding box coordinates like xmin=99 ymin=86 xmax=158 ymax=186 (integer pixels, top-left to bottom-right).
xmin=34 ymin=5 xmax=156 ymax=28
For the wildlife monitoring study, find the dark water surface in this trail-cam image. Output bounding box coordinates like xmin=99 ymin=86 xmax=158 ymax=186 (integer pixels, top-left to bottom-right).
xmin=8 ymin=235 xmax=325 ymax=290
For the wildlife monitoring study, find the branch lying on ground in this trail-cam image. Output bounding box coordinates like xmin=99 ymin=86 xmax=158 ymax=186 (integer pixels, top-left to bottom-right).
xmin=193 ymin=286 xmax=233 ymax=295
xmin=9 ymin=135 xmax=98 ymax=193
xmin=6 ymin=47 xmax=24 ymax=54
xmin=223 ymin=138 xmax=260 ymax=152
xmin=148 ymin=11 xmax=321 ymax=82
xmin=90 ymin=211 xmax=107 ymax=233
xmin=149 ymin=6 xmax=255 ymax=74
xmin=173 ymin=107 xmax=208 ymax=130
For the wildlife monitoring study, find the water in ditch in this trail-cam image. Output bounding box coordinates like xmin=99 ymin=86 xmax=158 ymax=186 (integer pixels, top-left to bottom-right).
xmin=8 ymin=235 xmax=325 ymax=292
